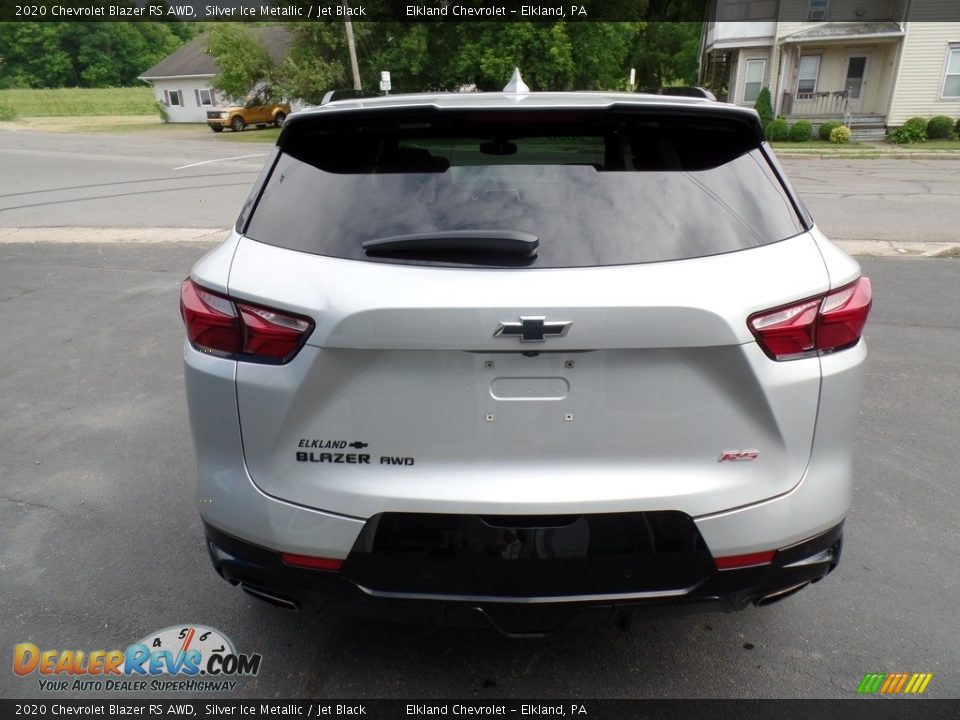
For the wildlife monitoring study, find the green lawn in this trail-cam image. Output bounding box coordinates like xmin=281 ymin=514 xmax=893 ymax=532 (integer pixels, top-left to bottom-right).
xmin=217 ymin=126 xmax=281 ymax=143
xmin=0 ymin=87 xmax=156 ymax=116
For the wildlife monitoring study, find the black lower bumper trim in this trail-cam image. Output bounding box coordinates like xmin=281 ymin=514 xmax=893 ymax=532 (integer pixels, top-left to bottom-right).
xmin=204 ymin=515 xmax=842 ymax=635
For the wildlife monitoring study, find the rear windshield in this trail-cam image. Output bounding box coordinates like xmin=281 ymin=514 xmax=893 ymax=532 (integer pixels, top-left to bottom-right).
xmin=243 ymin=110 xmax=805 ymax=267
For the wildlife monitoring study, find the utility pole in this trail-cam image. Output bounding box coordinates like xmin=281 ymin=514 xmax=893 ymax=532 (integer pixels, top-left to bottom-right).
xmin=344 ymin=7 xmax=361 ymax=91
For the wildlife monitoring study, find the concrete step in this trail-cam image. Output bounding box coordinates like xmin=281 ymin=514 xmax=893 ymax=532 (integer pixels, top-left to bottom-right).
xmin=851 ymin=126 xmax=888 ymax=141
xmin=848 ymin=115 xmax=886 ymax=125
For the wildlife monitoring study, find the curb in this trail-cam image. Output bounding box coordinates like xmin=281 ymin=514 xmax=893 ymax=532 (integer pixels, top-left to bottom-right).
xmin=778 ymin=152 xmax=960 ymax=160
xmin=0 ymin=227 xmax=229 ymax=243
xmin=834 ymin=239 xmax=960 ymax=258
xmin=1 ymin=228 xmax=957 ymax=259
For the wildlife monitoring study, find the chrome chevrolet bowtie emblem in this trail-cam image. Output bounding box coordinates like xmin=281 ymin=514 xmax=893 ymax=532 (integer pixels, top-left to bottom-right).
xmin=494 ymin=316 xmax=572 ymax=342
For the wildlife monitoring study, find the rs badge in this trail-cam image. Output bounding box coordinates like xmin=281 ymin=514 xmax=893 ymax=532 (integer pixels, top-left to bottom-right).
xmin=718 ymin=451 xmax=759 ymax=462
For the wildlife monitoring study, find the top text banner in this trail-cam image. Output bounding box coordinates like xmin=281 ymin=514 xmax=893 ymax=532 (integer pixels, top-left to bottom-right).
xmin=5 ymin=0 xmax=960 ymax=22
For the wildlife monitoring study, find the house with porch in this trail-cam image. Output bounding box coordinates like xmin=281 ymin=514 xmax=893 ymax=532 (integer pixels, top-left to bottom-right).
xmin=700 ymin=0 xmax=960 ymax=139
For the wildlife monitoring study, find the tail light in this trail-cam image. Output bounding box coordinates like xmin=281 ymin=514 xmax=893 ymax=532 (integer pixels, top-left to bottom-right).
xmin=748 ymin=277 xmax=872 ymax=361
xmin=180 ymin=278 xmax=313 ymax=364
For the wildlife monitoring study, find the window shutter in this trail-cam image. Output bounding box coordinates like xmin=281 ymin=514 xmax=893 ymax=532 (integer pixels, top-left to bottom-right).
xmin=163 ymin=90 xmax=169 ymax=107
xmin=195 ymin=89 xmax=201 ymax=106
xmin=210 ymin=89 xmax=217 ymax=105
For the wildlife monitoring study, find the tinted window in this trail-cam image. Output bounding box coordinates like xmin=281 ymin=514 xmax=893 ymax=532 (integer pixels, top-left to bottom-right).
xmin=244 ymin=111 xmax=805 ymax=267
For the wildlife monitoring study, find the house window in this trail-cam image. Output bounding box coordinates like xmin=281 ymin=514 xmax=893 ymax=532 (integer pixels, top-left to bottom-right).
xmin=198 ymin=89 xmax=213 ymax=106
xmin=743 ymin=59 xmax=765 ymax=103
xmin=808 ymin=0 xmax=829 ymax=21
xmin=797 ymin=56 xmax=821 ymax=95
xmin=167 ymin=90 xmax=182 ymax=107
xmin=943 ymin=46 xmax=960 ymax=98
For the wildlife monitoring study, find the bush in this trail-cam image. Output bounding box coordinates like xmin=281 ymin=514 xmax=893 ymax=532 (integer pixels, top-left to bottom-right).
xmin=0 ymin=102 xmax=18 ymax=121
xmin=829 ymin=125 xmax=852 ymax=144
xmin=889 ymin=116 xmax=928 ymax=144
xmin=956 ymin=118 xmax=960 ymax=137
xmin=155 ymin=100 xmax=169 ymax=124
xmin=818 ymin=120 xmax=842 ymax=141
xmin=927 ymin=115 xmax=955 ymax=139
xmin=765 ymin=118 xmax=790 ymax=142
xmin=754 ymin=87 xmax=774 ymax=128
xmin=790 ymin=120 xmax=813 ymax=142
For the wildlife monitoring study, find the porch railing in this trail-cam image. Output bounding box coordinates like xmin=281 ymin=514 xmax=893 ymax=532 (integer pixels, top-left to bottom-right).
xmin=780 ymin=90 xmax=850 ymax=121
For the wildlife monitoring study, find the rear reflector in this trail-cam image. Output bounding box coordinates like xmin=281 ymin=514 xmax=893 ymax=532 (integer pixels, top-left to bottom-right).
xmin=714 ymin=550 xmax=776 ymax=570
xmin=280 ymin=553 xmax=343 ymax=571
xmin=748 ymin=277 xmax=872 ymax=361
xmin=180 ymin=279 xmax=313 ymax=364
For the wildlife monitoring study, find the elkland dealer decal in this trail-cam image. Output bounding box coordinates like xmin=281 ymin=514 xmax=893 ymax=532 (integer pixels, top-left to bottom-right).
xmin=13 ymin=625 xmax=261 ymax=692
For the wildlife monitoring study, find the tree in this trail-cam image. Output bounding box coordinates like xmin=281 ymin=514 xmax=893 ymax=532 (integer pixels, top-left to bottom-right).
xmin=0 ymin=21 xmax=193 ymax=89
xmin=206 ymin=23 xmax=352 ymax=105
xmin=279 ymin=24 xmax=350 ymax=104
xmin=208 ymin=24 xmax=277 ymax=102
xmin=202 ymin=19 xmax=703 ymax=103
xmin=327 ymin=22 xmax=644 ymax=94
xmin=567 ymin=22 xmax=640 ymax=89
xmin=0 ymin=23 xmax=76 ymax=88
xmin=754 ymin=87 xmax=774 ymax=127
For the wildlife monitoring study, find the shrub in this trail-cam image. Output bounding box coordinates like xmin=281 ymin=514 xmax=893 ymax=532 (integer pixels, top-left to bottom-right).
xmin=790 ymin=120 xmax=813 ymax=142
xmin=765 ymin=118 xmax=790 ymax=142
xmin=754 ymin=87 xmax=774 ymax=128
xmin=927 ymin=115 xmax=955 ymax=139
xmin=829 ymin=125 xmax=852 ymax=144
xmin=889 ymin=116 xmax=928 ymax=144
xmin=0 ymin=102 xmax=18 ymax=121
xmin=818 ymin=120 xmax=842 ymax=141
xmin=155 ymin=100 xmax=169 ymax=124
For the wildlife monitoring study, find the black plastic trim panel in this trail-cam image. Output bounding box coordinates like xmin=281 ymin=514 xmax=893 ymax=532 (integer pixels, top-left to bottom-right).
xmin=204 ymin=515 xmax=843 ymax=636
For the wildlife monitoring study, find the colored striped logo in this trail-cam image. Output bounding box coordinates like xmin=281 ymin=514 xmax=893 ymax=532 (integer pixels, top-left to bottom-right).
xmin=857 ymin=673 xmax=933 ymax=695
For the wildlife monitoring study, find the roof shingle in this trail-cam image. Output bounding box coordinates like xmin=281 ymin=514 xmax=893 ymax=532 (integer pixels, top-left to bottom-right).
xmin=138 ymin=26 xmax=293 ymax=80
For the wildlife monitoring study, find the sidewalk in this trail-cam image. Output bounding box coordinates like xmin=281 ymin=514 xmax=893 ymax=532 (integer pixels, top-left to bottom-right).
xmin=1 ymin=227 xmax=957 ymax=258
xmin=773 ymin=140 xmax=960 ymax=160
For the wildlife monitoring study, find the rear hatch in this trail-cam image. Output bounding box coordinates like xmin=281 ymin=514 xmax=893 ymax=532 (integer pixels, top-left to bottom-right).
xmin=225 ymin=99 xmax=826 ymax=519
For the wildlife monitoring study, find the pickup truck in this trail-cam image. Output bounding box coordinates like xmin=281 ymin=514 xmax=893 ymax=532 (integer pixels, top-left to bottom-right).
xmin=206 ymin=91 xmax=290 ymax=133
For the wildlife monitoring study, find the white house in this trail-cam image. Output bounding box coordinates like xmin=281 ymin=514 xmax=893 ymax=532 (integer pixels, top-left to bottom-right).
xmin=138 ymin=26 xmax=293 ymax=123
xmin=700 ymin=0 xmax=960 ymax=137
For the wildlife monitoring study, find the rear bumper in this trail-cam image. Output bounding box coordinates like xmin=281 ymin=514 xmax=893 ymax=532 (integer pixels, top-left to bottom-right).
xmin=205 ymin=517 xmax=842 ymax=636
xmin=185 ymin=337 xmax=862 ymax=636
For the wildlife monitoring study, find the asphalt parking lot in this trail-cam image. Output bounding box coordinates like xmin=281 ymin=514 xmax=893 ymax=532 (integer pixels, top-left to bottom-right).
xmin=1 ymin=129 xmax=959 ymax=700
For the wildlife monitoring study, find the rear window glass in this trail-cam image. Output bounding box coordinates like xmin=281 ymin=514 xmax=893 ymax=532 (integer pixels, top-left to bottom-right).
xmin=244 ymin=111 xmax=805 ymax=267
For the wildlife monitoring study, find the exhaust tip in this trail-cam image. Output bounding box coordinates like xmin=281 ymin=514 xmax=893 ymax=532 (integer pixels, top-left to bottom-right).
xmin=754 ymin=581 xmax=809 ymax=607
xmin=240 ymin=583 xmax=300 ymax=611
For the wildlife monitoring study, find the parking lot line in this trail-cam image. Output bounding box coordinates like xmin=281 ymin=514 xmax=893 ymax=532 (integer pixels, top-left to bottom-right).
xmin=174 ymin=153 xmax=269 ymax=170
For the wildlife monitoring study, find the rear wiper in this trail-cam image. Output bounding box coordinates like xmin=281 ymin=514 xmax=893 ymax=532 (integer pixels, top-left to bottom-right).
xmin=362 ymin=230 xmax=539 ymax=258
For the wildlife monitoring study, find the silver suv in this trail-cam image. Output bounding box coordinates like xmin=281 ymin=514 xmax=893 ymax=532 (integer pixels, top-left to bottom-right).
xmin=181 ymin=89 xmax=871 ymax=635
